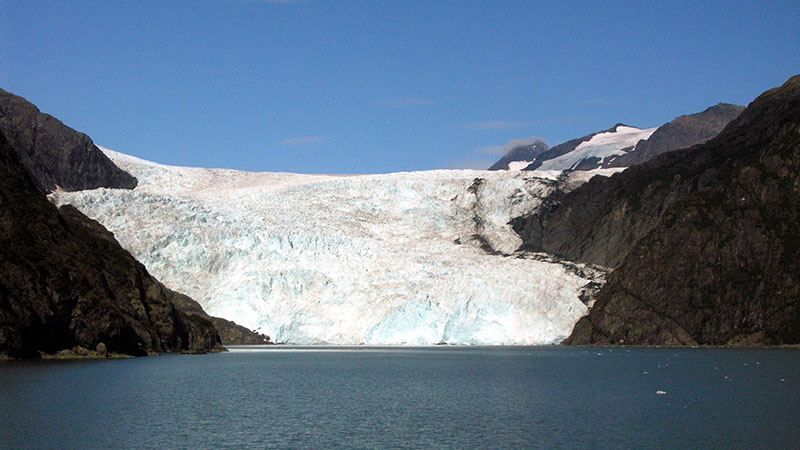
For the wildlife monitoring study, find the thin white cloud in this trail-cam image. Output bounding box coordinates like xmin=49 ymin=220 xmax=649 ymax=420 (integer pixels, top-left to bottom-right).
xmin=474 ymin=137 xmax=547 ymax=156
xmin=381 ymin=97 xmax=435 ymax=107
xmin=459 ymin=121 xmax=531 ymax=130
xmin=447 ymin=137 xmax=549 ymax=170
xmin=278 ymin=136 xmax=325 ymax=146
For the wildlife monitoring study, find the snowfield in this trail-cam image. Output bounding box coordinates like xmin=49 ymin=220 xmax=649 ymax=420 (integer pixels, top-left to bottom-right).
xmin=52 ymin=149 xmax=611 ymax=345
xmin=537 ymin=125 xmax=657 ymax=171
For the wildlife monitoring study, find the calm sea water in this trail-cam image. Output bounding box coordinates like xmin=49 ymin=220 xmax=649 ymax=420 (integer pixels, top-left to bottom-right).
xmin=1 ymin=346 xmax=798 ymax=449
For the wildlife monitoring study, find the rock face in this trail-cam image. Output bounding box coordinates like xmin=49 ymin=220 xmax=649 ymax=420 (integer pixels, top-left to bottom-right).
xmin=0 ymin=88 xmax=137 ymax=193
xmin=565 ymin=75 xmax=800 ymax=345
xmin=0 ymin=130 xmax=222 ymax=358
xmin=169 ymin=292 xmax=271 ymax=345
xmin=488 ymin=139 xmax=550 ymax=171
xmin=607 ymin=103 xmax=745 ymax=168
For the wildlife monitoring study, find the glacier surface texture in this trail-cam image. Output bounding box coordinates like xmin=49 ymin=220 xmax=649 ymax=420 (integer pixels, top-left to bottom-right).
xmin=52 ymin=150 xmax=613 ymax=344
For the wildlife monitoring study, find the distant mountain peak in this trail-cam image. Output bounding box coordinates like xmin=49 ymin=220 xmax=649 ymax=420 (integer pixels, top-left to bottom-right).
xmin=488 ymin=139 xmax=550 ymax=171
xmin=511 ymin=124 xmax=655 ymax=172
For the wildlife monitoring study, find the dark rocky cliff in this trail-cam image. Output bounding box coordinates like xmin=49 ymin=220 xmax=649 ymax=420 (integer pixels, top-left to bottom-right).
xmin=0 ymin=131 xmax=223 ymax=358
xmin=0 ymin=88 xmax=137 ymax=193
xmin=170 ymin=292 xmax=272 ymax=345
xmin=565 ymin=75 xmax=800 ymax=345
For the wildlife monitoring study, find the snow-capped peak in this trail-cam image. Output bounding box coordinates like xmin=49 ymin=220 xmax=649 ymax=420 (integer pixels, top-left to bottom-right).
xmin=537 ymin=125 xmax=657 ymax=171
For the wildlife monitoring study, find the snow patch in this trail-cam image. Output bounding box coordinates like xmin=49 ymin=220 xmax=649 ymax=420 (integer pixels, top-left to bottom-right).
xmin=507 ymin=160 xmax=533 ymax=171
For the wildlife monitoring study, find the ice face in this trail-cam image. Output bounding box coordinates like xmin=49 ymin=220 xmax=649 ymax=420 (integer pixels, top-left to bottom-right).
xmin=51 ymin=148 xmax=608 ymax=345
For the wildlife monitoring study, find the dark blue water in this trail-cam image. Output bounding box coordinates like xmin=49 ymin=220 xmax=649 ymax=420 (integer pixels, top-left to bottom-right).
xmin=1 ymin=346 xmax=798 ymax=449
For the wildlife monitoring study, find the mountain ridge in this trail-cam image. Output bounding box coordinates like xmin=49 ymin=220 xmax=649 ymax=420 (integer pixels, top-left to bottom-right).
xmin=606 ymin=103 xmax=745 ymax=168
xmin=564 ymin=74 xmax=800 ymax=345
xmin=512 ymin=105 xmax=745 ymax=268
xmin=0 ymin=88 xmax=138 ymax=193
xmin=521 ymin=125 xmax=623 ymax=171
xmin=489 ymin=104 xmax=743 ymax=173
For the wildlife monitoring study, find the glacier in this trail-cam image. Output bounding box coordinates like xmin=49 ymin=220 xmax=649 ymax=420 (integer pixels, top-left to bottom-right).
xmin=51 ymin=149 xmax=615 ymax=345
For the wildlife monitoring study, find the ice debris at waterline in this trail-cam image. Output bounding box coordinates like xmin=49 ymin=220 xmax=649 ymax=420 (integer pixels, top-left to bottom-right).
xmin=52 ymin=149 xmax=617 ymax=345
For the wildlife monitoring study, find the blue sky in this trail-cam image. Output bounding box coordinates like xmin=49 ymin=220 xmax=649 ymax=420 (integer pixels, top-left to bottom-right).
xmin=2 ymin=1 xmax=798 ymax=173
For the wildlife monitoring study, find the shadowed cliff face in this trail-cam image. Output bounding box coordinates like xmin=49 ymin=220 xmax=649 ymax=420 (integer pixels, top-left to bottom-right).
xmin=0 ymin=90 xmax=267 ymax=348
xmin=565 ymin=74 xmax=800 ymax=346
xmin=0 ymin=88 xmax=137 ymax=193
xmin=0 ymin=131 xmax=222 ymax=358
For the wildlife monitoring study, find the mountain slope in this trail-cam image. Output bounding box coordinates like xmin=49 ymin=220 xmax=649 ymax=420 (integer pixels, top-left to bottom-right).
xmin=0 ymin=88 xmax=137 ymax=193
xmin=0 ymin=130 xmax=222 ymax=358
xmin=520 ymin=125 xmax=622 ymax=171
xmin=607 ymin=103 xmax=744 ymax=168
xmin=508 ymin=124 xmax=656 ymax=172
xmin=565 ymin=74 xmax=800 ymax=345
xmin=537 ymin=125 xmax=657 ymax=171
xmin=169 ymin=292 xmax=272 ymax=345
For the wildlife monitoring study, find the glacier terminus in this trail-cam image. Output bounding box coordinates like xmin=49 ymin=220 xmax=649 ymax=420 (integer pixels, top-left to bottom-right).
xmin=52 ymin=149 xmax=617 ymax=345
